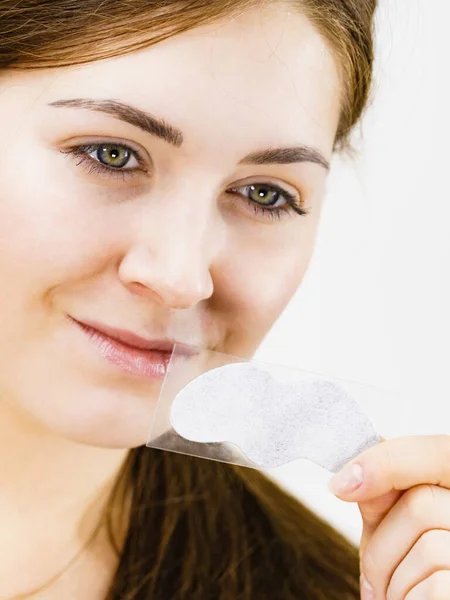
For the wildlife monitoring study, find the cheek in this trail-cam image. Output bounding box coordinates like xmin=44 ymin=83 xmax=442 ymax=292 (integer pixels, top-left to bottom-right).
xmin=0 ymin=145 xmax=148 ymax=445
xmin=0 ymin=140 xmax=126 ymax=383
xmin=215 ymin=218 xmax=319 ymax=348
xmin=0 ymin=141 xmax=117 ymax=309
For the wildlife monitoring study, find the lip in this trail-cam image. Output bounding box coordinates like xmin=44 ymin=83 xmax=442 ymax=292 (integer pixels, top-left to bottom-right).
xmin=69 ymin=317 xmax=200 ymax=380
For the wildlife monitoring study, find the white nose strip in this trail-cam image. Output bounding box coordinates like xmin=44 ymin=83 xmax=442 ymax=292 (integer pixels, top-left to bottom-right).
xmin=147 ymin=350 xmax=381 ymax=472
xmin=169 ymin=363 xmax=380 ymax=472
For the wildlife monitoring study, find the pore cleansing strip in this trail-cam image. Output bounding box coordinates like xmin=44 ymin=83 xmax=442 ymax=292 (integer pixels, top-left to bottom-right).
xmin=147 ymin=347 xmax=381 ymax=473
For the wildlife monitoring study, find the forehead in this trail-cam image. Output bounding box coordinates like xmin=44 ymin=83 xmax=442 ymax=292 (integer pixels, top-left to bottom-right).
xmin=12 ymin=5 xmax=342 ymax=160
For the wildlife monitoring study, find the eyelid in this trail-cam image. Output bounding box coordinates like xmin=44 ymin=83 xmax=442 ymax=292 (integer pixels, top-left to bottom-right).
xmin=227 ymin=182 xmax=308 ymax=219
xmin=61 ymin=136 xmax=152 ymax=172
xmin=228 ymin=177 xmax=305 ymax=208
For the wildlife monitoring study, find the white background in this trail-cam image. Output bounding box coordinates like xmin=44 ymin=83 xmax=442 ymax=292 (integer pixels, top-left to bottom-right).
xmin=254 ymin=0 xmax=449 ymax=543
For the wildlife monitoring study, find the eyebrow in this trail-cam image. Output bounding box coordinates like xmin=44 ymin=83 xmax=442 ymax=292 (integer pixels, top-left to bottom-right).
xmin=48 ymin=98 xmax=330 ymax=170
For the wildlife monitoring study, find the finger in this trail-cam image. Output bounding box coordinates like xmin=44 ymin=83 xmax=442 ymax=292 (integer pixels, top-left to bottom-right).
xmin=387 ymin=530 xmax=450 ymax=600
xmin=328 ymin=435 xmax=450 ymax=502
xmin=354 ymin=438 xmax=403 ymax=556
xmin=360 ymin=485 xmax=450 ymax=597
xmin=359 ymin=489 xmax=404 ymax=556
xmin=404 ymin=570 xmax=450 ymax=599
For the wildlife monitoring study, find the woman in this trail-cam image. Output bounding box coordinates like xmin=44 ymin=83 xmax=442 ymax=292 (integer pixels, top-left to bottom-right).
xmin=2 ymin=2 xmax=449 ymax=599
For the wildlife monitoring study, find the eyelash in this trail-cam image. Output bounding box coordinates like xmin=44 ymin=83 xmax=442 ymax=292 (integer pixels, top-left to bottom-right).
xmin=61 ymin=143 xmax=309 ymax=220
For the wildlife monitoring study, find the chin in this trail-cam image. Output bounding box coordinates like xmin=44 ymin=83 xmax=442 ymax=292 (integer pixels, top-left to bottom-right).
xmin=28 ymin=388 xmax=156 ymax=449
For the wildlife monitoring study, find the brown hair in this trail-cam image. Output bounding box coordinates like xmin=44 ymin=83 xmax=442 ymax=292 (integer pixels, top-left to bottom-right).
xmin=0 ymin=1 xmax=377 ymax=597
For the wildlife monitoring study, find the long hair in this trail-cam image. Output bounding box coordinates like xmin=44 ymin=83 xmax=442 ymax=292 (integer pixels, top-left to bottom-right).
xmin=0 ymin=1 xmax=378 ymax=597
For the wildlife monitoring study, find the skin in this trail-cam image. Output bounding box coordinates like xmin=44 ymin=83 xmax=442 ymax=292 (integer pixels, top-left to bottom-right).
xmin=0 ymin=5 xmax=340 ymax=597
xmin=2 ymin=3 xmax=445 ymax=599
xmin=0 ymin=5 xmax=450 ymax=600
xmin=329 ymin=436 xmax=450 ymax=600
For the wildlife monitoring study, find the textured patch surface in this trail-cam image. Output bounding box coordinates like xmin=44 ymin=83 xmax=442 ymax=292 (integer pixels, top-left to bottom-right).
xmin=170 ymin=362 xmax=380 ymax=472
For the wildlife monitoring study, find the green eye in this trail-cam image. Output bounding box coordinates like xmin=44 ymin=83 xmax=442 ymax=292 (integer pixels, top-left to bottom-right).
xmin=97 ymin=144 xmax=131 ymax=168
xmin=248 ymin=184 xmax=280 ymax=206
xmin=228 ymin=182 xmax=308 ymax=219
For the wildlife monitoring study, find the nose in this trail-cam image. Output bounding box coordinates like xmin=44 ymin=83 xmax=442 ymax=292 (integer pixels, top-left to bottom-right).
xmin=118 ymin=200 xmax=219 ymax=310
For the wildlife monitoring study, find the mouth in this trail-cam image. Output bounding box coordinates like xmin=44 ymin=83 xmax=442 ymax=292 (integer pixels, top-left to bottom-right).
xmin=69 ymin=317 xmax=200 ymax=380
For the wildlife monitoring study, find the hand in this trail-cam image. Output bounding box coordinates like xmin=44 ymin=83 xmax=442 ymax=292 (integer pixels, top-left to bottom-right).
xmin=328 ymin=435 xmax=450 ymax=599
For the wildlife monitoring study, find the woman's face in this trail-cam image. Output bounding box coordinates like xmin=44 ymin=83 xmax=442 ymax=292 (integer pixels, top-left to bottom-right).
xmin=0 ymin=5 xmax=340 ymax=447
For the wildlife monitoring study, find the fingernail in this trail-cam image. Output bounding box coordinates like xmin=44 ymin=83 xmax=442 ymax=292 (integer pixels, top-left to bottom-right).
xmin=360 ymin=575 xmax=374 ymax=600
xmin=328 ymin=463 xmax=364 ymax=495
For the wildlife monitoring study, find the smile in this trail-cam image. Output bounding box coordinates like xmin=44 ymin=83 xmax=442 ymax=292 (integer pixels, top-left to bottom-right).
xmin=69 ymin=317 xmax=199 ymax=380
